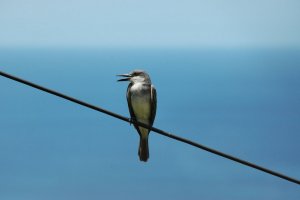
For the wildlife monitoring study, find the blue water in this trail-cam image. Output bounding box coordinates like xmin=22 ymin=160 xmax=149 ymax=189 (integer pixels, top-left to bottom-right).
xmin=0 ymin=47 xmax=300 ymax=199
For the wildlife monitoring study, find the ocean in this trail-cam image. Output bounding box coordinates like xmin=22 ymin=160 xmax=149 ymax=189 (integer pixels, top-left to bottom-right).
xmin=0 ymin=47 xmax=299 ymax=199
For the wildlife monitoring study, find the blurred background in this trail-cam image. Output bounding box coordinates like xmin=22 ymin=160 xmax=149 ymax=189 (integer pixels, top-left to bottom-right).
xmin=0 ymin=1 xmax=300 ymax=199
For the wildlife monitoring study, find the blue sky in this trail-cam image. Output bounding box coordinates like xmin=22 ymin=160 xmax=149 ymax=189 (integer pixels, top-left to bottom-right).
xmin=1 ymin=0 xmax=300 ymax=47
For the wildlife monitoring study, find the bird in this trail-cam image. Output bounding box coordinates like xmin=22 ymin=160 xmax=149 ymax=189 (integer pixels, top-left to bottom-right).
xmin=117 ymin=70 xmax=157 ymax=162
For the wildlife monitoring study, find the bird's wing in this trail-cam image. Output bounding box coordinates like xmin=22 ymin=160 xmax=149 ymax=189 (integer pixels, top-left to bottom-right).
xmin=150 ymin=85 xmax=157 ymax=127
xmin=126 ymin=83 xmax=142 ymax=136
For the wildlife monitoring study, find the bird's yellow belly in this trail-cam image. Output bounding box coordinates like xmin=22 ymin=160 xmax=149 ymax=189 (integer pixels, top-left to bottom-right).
xmin=132 ymin=97 xmax=150 ymax=121
xmin=131 ymin=96 xmax=151 ymax=136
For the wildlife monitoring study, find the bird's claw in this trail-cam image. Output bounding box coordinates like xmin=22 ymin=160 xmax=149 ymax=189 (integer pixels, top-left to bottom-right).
xmin=129 ymin=118 xmax=134 ymax=126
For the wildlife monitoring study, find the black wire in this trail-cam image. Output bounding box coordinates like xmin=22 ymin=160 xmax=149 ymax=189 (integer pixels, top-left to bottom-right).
xmin=0 ymin=70 xmax=299 ymax=185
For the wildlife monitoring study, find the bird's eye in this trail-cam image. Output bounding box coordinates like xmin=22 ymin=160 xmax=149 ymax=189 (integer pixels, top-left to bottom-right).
xmin=132 ymin=72 xmax=140 ymax=76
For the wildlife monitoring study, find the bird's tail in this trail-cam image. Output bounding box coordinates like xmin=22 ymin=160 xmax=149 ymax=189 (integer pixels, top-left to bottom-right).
xmin=138 ymin=135 xmax=149 ymax=162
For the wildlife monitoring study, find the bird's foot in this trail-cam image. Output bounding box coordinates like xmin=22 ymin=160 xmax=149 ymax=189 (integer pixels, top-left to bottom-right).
xmin=129 ymin=118 xmax=134 ymax=126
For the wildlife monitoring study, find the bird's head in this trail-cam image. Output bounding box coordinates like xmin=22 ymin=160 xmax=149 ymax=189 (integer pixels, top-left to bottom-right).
xmin=117 ymin=70 xmax=151 ymax=84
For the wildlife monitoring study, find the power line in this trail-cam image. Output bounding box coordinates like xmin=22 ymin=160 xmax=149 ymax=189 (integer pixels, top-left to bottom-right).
xmin=0 ymin=70 xmax=299 ymax=185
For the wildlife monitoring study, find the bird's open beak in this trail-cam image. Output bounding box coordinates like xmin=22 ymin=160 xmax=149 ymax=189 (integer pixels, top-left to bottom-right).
xmin=117 ymin=74 xmax=132 ymax=81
